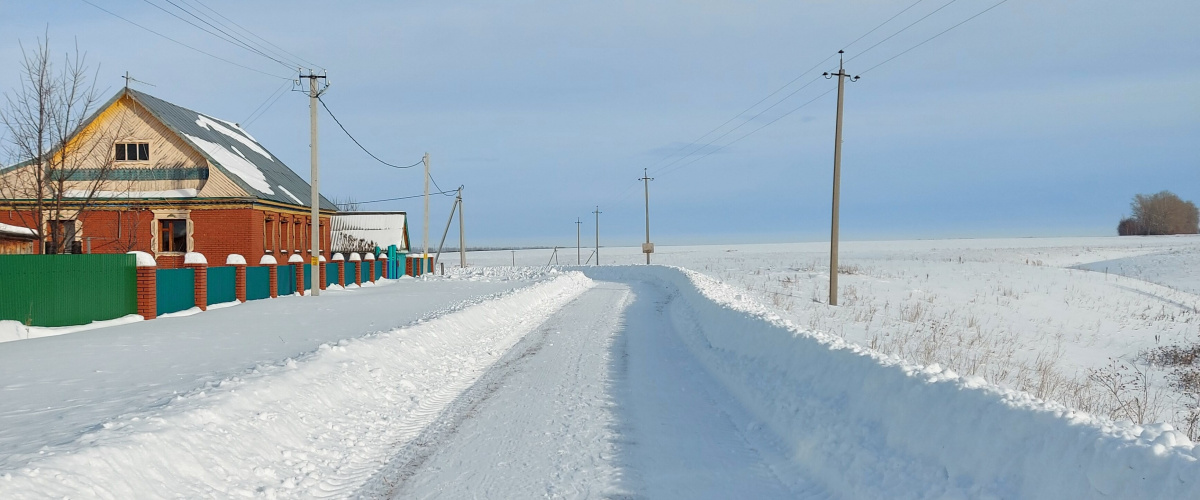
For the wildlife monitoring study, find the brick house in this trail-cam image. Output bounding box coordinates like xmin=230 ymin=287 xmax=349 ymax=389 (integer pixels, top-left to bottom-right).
xmin=0 ymin=88 xmax=337 ymax=267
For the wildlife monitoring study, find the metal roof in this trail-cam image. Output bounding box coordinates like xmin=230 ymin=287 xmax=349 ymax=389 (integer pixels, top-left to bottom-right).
xmin=330 ymin=212 xmax=409 ymax=252
xmin=126 ymin=89 xmax=338 ymax=211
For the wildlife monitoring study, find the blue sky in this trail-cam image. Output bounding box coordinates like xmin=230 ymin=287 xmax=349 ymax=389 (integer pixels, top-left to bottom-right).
xmin=2 ymin=1 xmax=1197 ymax=246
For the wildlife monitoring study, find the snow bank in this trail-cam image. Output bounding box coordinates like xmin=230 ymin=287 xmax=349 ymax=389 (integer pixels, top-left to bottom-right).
xmin=0 ymin=315 xmax=144 ymax=344
xmin=586 ymin=266 xmax=1200 ymax=499
xmin=0 ymin=273 xmax=594 ymax=498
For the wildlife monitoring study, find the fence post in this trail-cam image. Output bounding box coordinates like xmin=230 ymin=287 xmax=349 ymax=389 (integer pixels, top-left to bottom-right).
xmin=129 ymin=251 xmax=157 ymax=320
xmin=333 ymin=253 xmax=345 ymax=287
xmin=365 ymin=252 xmax=376 ymax=283
xmin=318 ymin=255 xmax=327 ymax=290
xmin=379 ymin=254 xmax=389 ymax=279
xmin=350 ymin=252 xmax=362 ymax=286
xmin=184 ymin=252 xmax=208 ymax=312
xmin=227 ymin=254 xmax=247 ymax=302
xmin=289 ymin=254 xmax=305 ymax=296
xmin=261 ymin=255 xmax=278 ymax=298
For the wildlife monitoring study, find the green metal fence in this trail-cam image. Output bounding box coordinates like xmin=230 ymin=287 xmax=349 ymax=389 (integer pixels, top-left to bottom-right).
xmin=346 ymin=262 xmax=358 ymax=283
xmin=326 ymin=263 xmax=338 ymax=286
xmin=0 ymin=254 xmax=137 ymax=327
xmin=246 ymin=266 xmax=270 ymax=300
xmin=277 ymin=265 xmax=296 ymax=295
xmin=156 ymin=268 xmax=195 ymax=316
xmin=360 ymin=262 xmax=370 ymax=283
xmin=300 ymin=264 xmax=311 ymax=291
xmin=206 ymin=266 xmax=236 ymax=305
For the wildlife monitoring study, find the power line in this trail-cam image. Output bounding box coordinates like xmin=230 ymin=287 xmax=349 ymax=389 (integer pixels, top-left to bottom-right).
xmin=317 ymin=96 xmax=423 ymax=169
xmin=185 ymin=0 xmax=323 ymax=71
xmin=842 ymin=0 xmax=928 ymax=51
xmin=352 ymin=189 xmax=460 ymax=206
xmin=428 ymin=173 xmax=458 ymax=197
xmin=139 ymin=0 xmax=295 ymax=71
xmin=79 ymin=0 xmax=290 ymax=80
xmin=845 ymin=0 xmax=962 ymax=65
xmin=860 ymin=0 xmax=1014 ymax=75
xmin=242 ymin=79 xmax=292 ymax=126
xmin=658 ymin=88 xmax=836 ymax=178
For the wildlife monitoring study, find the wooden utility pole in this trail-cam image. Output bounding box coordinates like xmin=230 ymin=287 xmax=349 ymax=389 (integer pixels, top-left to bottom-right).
xmin=593 ymin=206 xmax=601 ymax=266
xmin=823 ymin=51 xmax=858 ymax=306
xmin=640 ymin=168 xmax=654 ymax=265
xmin=300 ymin=71 xmax=327 ymax=296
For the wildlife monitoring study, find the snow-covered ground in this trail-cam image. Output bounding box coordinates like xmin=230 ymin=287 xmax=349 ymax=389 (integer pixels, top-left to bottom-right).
xmin=2 ymin=236 xmax=1198 ymax=498
xmin=477 ymin=236 xmax=1200 ymax=429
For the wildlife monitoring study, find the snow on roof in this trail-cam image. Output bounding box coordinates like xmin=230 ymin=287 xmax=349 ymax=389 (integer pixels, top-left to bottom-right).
xmin=185 ymin=134 xmax=274 ymax=194
xmin=124 ymin=89 xmax=336 ymax=210
xmin=195 ymin=115 xmax=272 ymax=160
xmin=0 ymin=222 xmax=36 ymax=238
xmin=330 ymin=212 xmax=409 ymax=253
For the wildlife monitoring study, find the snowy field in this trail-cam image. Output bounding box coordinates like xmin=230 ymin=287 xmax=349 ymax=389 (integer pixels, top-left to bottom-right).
xmin=1 ymin=236 xmax=1198 ymax=498
xmin=478 ymin=235 xmax=1200 ymax=432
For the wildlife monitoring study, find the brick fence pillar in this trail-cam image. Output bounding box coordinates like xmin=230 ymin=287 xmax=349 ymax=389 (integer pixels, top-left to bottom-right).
xmin=261 ymin=255 xmax=278 ymax=298
xmin=184 ymin=252 xmax=208 ymax=312
xmin=129 ymin=251 xmax=157 ymax=320
xmin=350 ymin=253 xmax=362 ymax=286
xmin=318 ymin=255 xmax=327 ymax=290
xmin=365 ymin=253 xmax=376 ymax=284
xmin=379 ymin=254 xmax=388 ymax=279
xmin=333 ymin=253 xmax=345 ymax=287
xmin=228 ymin=254 xmax=247 ymax=302
xmin=289 ymin=254 xmax=305 ymax=296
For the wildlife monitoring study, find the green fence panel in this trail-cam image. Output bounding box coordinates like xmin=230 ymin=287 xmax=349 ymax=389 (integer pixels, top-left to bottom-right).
xmin=206 ymin=267 xmax=236 ymax=305
xmin=156 ymin=268 xmax=195 ymax=316
xmin=375 ymin=261 xmax=383 ymax=280
xmin=246 ymin=266 xmax=270 ymax=300
xmin=326 ymin=263 xmax=339 ymax=286
xmin=347 ymin=262 xmax=358 ymax=283
xmin=0 ymin=254 xmax=137 ymax=327
xmin=300 ymin=264 xmax=311 ymax=291
xmin=361 ymin=262 xmax=370 ymax=283
xmin=277 ymin=265 xmax=295 ymax=295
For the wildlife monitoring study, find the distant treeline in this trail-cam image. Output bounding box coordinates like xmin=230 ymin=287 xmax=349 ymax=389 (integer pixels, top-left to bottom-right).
xmin=1118 ymin=191 xmax=1199 ymax=236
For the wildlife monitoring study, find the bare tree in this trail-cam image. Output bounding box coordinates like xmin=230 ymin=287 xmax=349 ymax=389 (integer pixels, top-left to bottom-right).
xmin=0 ymin=34 xmax=123 ymax=254
xmin=1126 ymin=191 xmax=1200 ymax=236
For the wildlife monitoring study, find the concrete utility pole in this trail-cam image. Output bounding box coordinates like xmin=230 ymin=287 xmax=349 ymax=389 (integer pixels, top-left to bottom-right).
xmin=422 ymin=152 xmax=430 ymax=263
xmin=593 ymin=206 xmax=601 ymax=266
xmin=301 ymin=70 xmax=327 ymax=297
xmin=640 ymin=168 xmax=654 ymax=265
xmin=457 ymin=187 xmax=466 ymax=268
xmin=575 ymin=217 xmax=581 ymax=265
xmin=823 ymin=51 xmax=859 ymax=306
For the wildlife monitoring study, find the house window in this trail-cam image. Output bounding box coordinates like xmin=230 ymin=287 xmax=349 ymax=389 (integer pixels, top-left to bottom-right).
xmin=115 ymin=143 xmax=149 ymax=162
xmin=263 ymin=215 xmax=273 ymax=253
xmin=159 ymin=219 xmax=187 ymax=252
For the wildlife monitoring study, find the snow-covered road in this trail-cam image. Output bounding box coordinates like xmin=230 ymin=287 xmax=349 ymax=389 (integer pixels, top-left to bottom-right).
xmin=3 ymin=266 xmax=1198 ymax=498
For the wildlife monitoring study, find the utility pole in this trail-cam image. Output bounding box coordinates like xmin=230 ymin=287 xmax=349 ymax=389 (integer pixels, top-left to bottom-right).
xmin=640 ymin=168 xmax=654 ymax=265
xmin=301 ymin=70 xmax=327 ymax=297
xmin=575 ymin=217 xmax=581 ymax=265
xmin=593 ymin=206 xmax=601 ymax=266
xmin=823 ymin=51 xmax=859 ymax=306
xmin=423 ymin=152 xmax=430 ymax=269
xmin=457 ymin=187 xmax=466 ymax=268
